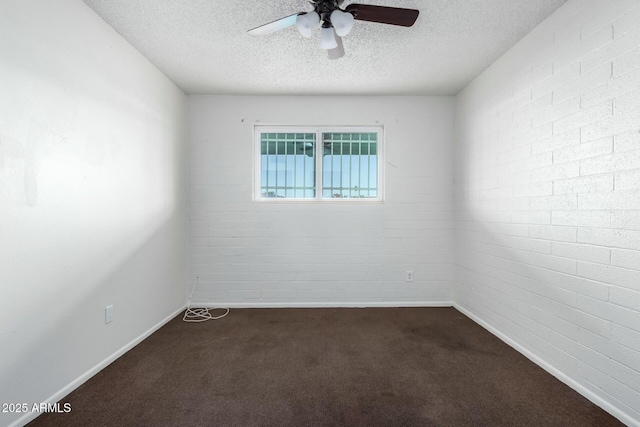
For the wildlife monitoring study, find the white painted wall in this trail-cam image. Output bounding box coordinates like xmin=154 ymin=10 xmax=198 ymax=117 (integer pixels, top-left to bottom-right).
xmin=454 ymin=0 xmax=640 ymax=424
xmin=0 ymin=1 xmax=187 ymax=426
xmin=189 ymin=96 xmax=454 ymax=307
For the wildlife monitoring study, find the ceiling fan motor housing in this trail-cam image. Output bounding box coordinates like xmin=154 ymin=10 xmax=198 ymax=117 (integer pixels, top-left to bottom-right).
xmin=313 ymin=0 xmax=350 ymax=26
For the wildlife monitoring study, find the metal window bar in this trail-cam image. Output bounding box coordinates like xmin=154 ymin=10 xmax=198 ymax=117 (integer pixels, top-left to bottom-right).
xmin=283 ymin=133 xmax=288 ymax=197
xmin=368 ymin=134 xmax=372 ymax=198
xmin=260 ymin=133 xmax=316 ymax=198
xmin=274 ymin=133 xmax=279 ymax=196
xmin=260 ymin=130 xmax=377 ymax=200
xmin=321 ymin=132 xmax=377 ymax=199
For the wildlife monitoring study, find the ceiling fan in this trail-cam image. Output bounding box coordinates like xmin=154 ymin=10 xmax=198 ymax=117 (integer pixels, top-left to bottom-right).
xmin=248 ymin=0 xmax=419 ymax=60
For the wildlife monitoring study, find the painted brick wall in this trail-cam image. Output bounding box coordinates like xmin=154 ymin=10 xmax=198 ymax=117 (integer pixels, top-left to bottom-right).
xmin=454 ymin=0 xmax=640 ymax=423
xmin=188 ymin=96 xmax=454 ymax=307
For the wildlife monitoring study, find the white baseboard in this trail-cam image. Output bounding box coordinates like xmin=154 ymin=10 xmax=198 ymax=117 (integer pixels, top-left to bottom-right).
xmin=453 ymin=303 xmax=639 ymax=427
xmin=191 ymin=301 xmax=454 ymax=309
xmin=10 ymin=305 xmax=186 ymax=427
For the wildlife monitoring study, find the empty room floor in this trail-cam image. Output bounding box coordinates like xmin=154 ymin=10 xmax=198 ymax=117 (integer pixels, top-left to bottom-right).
xmin=29 ymin=307 xmax=621 ymax=426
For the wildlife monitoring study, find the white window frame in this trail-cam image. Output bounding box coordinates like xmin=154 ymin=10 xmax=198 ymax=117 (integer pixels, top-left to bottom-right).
xmin=254 ymin=125 xmax=384 ymax=202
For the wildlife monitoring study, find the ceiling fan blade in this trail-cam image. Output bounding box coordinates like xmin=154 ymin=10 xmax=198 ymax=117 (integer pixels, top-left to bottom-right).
xmin=327 ymin=31 xmax=345 ymax=60
xmin=344 ymin=4 xmax=419 ymax=27
xmin=248 ymin=13 xmax=301 ymax=36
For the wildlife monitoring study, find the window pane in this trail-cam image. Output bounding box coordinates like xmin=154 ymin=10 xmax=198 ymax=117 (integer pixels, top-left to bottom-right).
xmin=260 ymin=133 xmax=315 ymax=198
xmin=322 ymin=132 xmax=377 ymax=199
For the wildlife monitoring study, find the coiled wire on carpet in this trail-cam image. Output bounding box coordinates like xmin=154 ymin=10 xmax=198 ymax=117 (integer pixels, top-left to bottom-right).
xmin=183 ymin=276 xmax=229 ymax=322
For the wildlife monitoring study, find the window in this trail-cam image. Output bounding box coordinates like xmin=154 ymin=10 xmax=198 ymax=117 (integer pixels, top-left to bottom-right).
xmin=255 ymin=126 xmax=383 ymax=201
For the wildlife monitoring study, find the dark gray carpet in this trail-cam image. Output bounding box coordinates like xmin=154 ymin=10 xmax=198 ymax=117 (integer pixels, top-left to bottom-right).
xmin=29 ymin=307 xmax=622 ymax=426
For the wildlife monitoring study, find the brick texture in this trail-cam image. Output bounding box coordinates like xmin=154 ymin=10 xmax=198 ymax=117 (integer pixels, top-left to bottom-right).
xmin=188 ymin=96 xmax=455 ymax=307
xmin=455 ymin=0 xmax=640 ymax=423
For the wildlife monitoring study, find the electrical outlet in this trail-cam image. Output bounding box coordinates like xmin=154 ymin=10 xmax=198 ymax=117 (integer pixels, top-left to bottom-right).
xmin=105 ymin=305 xmax=114 ymax=324
xmin=406 ymin=270 xmax=414 ymax=282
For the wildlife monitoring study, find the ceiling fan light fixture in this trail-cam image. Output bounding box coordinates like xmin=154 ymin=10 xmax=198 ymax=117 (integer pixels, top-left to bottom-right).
xmin=330 ymin=10 xmax=354 ymax=37
xmin=249 ymin=3 xmax=420 ymax=60
xmin=320 ymin=26 xmax=338 ymax=50
xmin=295 ymin=11 xmax=320 ymax=38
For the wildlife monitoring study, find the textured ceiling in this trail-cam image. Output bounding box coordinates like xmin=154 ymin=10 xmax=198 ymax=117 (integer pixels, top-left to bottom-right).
xmin=81 ymin=0 xmax=568 ymax=95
